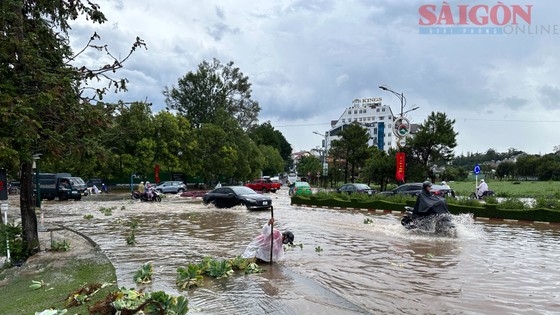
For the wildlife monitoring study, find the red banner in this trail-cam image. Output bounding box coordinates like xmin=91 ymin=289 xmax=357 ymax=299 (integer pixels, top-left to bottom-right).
xmin=155 ymin=164 xmax=160 ymax=183
xmin=395 ymin=152 xmax=406 ymax=183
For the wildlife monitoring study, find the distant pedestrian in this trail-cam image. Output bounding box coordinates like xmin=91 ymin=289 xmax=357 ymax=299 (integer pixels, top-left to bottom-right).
xmin=101 ymin=183 xmax=108 ymax=193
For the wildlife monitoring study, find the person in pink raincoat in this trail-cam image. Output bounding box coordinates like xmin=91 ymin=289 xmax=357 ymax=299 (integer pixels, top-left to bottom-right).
xmin=242 ymin=218 xmax=294 ymax=263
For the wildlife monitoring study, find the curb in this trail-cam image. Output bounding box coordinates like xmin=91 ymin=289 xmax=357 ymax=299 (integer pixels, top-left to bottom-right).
xmin=290 ymin=203 xmax=560 ymax=225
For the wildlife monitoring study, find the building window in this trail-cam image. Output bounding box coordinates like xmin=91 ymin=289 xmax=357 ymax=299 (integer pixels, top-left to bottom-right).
xmin=354 ymin=110 xmax=357 ymax=114
xmin=388 ymin=142 xmax=391 ymax=146
xmin=348 ymin=110 xmax=351 ymax=114
xmin=376 ymin=108 xmax=380 ymax=112
xmin=354 ymin=118 xmax=357 ymax=122
xmin=342 ymin=119 xmax=345 ymax=123
xmin=382 ymin=108 xmax=385 ymax=112
xmin=380 ymin=116 xmax=384 ymax=120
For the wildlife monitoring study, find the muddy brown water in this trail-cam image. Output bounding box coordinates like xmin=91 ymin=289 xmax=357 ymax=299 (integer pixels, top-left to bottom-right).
xmin=33 ymin=191 xmax=560 ymax=314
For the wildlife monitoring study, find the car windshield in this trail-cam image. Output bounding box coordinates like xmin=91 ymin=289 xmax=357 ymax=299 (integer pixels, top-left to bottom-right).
xmin=355 ymin=184 xmax=371 ymax=190
xmin=295 ymin=182 xmax=310 ymax=188
xmin=230 ymin=186 xmax=258 ymax=195
xmin=431 ymin=184 xmax=447 ymax=190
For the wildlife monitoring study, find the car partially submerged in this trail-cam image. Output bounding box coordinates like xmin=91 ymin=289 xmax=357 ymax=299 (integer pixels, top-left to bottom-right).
xmin=203 ymin=186 xmax=272 ymax=210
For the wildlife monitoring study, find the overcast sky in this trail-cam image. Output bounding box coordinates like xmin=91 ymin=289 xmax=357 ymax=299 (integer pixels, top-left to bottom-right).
xmin=69 ymin=0 xmax=560 ymax=156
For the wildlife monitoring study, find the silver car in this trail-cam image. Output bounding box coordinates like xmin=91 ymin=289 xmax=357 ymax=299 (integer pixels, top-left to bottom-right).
xmin=155 ymin=181 xmax=187 ymax=194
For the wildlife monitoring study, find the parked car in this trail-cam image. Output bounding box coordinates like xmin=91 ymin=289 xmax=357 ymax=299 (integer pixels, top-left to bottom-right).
xmin=378 ymin=183 xmax=423 ymax=197
xmin=336 ymin=183 xmax=376 ymax=196
xmin=379 ymin=182 xmax=455 ymax=198
xmin=289 ymin=181 xmax=312 ymax=196
xmin=203 ymin=186 xmax=273 ymax=210
xmin=155 ymin=181 xmax=187 ymax=194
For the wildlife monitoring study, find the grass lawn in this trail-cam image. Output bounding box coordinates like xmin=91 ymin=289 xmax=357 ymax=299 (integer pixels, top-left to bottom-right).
xmin=446 ymin=180 xmax=560 ymax=199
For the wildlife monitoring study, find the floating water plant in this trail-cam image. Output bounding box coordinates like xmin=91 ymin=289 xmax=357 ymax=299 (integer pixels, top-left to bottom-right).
xmin=51 ymin=239 xmax=71 ymax=251
xmin=83 ymin=214 xmax=94 ymax=220
xmin=176 ymin=264 xmax=204 ymax=290
xmin=363 ymin=218 xmax=374 ymax=224
xmin=205 ymin=259 xmax=233 ymax=279
xmin=133 ymin=262 xmax=153 ymax=284
xmin=315 ymin=246 xmax=323 ymax=253
xmin=244 ymin=262 xmax=264 ymax=274
xmin=98 ymin=206 xmax=115 ymax=216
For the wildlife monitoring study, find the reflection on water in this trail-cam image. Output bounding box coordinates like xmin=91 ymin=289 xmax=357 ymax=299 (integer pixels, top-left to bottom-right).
xmin=44 ymin=192 xmax=560 ymax=315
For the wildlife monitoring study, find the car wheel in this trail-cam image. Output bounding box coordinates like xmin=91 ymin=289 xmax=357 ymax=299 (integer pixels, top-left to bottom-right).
xmin=262 ymin=187 xmax=267 ymax=193
xmin=178 ymin=188 xmax=184 ymax=193
xmin=157 ymin=189 xmax=163 ymax=193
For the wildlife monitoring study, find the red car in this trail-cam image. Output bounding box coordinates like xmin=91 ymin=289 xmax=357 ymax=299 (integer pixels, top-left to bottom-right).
xmin=244 ymin=179 xmax=281 ymax=193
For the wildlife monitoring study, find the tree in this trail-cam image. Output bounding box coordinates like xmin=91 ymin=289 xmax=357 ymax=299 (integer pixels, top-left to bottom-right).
xmin=0 ymin=1 xmax=144 ymax=257
xmin=259 ymin=145 xmax=285 ymax=177
xmin=408 ymin=112 xmax=458 ymax=181
xmin=516 ymin=154 xmax=539 ymax=179
xmin=248 ymin=122 xmax=293 ymax=171
xmin=164 ymin=59 xmax=260 ymax=130
xmin=329 ymin=124 xmax=370 ymax=183
xmin=361 ymin=147 xmax=394 ymax=191
xmin=496 ymin=161 xmax=516 ymax=180
xmin=296 ymin=155 xmax=321 ymax=180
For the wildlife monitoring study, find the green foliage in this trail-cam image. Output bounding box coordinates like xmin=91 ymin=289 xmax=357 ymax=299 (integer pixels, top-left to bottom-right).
xmin=176 ymin=264 xmax=204 ymax=290
xmin=164 ymin=58 xmax=260 ymax=130
xmin=83 ymin=214 xmax=94 ymax=220
xmin=125 ymin=232 xmax=136 ymax=245
xmin=98 ymin=206 xmax=115 ymax=216
xmin=133 ymin=262 xmax=153 ymax=284
xmin=248 ymin=122 xmax=293 ymax=171
xmin=329 ymin=124 xmax=370 ymax=182
xmin=297 ymin=155 xmax=322 ymax=179
xmin=0 ymin=223 xmax=27 ymax=266
xmin=30 ymin=279 xmax=47 ymax=290
xmin=408 ymin=112 xmax=458 ymax=179
xmin=205 ymin=259 xmax=234 ymax=279
xmin=51 ymin=240 xmax=71 ymax=252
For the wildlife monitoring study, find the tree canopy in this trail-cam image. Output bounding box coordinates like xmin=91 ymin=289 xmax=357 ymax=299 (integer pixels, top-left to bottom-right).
xmin=164 ymin=59 xmax=260 ymax=130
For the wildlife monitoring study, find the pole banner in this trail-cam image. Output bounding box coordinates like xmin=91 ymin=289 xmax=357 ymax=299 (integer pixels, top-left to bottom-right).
xmin=395 ymin=152 xmax=406 ymax=183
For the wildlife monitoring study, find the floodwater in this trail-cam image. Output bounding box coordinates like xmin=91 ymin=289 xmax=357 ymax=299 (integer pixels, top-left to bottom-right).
xmin=40 ymin=190 xmax=560 ymax=315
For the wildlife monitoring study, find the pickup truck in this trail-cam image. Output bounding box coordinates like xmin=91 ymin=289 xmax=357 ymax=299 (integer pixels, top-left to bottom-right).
xmin=244 ymin=178 xmax=281 ymax=193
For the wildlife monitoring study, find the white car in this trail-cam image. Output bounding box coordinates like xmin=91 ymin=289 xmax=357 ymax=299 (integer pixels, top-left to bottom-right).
xmin=155 ymin=181 xmax=187 ymax=194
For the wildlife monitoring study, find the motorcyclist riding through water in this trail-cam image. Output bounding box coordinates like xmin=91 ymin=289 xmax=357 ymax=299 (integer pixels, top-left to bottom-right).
xmin=402 ymin=181 xmax=456 ymax=236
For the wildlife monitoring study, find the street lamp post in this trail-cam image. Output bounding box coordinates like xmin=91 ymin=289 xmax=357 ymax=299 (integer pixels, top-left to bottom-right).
xmin=379 ymin=86 xmax=419 ymax=184
xmin=312 ymin=131 xmax=328 ymax=175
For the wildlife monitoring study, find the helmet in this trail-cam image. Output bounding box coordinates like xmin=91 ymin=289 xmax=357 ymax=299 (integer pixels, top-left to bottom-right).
xmin=441 ymin=181 xmax=446 ymax=185
xmin=423 ymin=181 xmax=432 ymax=189
xmin=480 ymin=179 xmax=485 ymax=182
xmin=140 ymin=181 xmax=144 ymax=184
xmin=282 ymin=231 xmax=294 ymax=245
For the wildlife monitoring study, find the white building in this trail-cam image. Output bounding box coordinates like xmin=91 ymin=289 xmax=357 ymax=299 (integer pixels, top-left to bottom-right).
xmin=319 ymin=97 xmax=396 ymax=152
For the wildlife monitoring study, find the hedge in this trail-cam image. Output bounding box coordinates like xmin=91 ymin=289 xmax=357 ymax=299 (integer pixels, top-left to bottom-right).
xmin=291 ymin=196 xmax=560 ymax=223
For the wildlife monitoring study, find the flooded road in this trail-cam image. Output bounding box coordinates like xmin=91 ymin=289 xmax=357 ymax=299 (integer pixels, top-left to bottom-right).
xmin=42 ymin=190 xmax=560 ymax=314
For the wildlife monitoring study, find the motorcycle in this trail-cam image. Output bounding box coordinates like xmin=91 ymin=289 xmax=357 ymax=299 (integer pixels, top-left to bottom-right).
xmin=469 ymin=190 xmax=495 ymax=200
xmin=401 ymin=206 xmax=456 ymax=237
xmin=131 ymin=190 xmax=162 ymax=202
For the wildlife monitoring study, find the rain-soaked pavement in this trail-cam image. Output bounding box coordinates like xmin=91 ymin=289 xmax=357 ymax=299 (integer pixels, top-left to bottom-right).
xmin=35 ymin=189 xmax=560 ymax=314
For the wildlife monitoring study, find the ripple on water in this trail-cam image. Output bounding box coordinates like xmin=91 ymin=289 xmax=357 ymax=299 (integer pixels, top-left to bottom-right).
xmin=43 ymin=193 xmax=560 ymax=315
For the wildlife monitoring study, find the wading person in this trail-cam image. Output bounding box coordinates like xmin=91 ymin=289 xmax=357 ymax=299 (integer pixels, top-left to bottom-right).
xmin=242 ymin=217 xmax=294 ymax=263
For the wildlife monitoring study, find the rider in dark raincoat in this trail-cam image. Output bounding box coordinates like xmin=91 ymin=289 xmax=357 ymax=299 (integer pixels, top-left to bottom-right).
xmin=413 ymin=181 xmax=450 ymax=217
